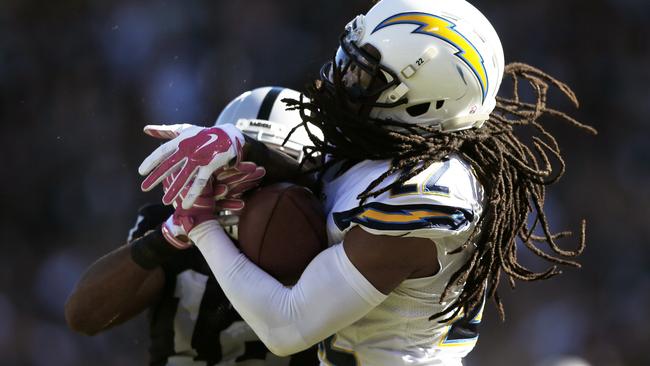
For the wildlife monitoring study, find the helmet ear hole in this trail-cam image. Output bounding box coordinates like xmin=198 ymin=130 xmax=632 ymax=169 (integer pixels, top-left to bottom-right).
xmin=406 ymin=102 xmax=431 ymax=117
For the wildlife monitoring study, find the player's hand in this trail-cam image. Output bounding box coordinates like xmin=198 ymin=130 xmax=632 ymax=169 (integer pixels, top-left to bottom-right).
xmin=213 ymin=162 xmax=266 ymax=211
xmin=142 ymin=123 xmax=195 ymax=140
xmin=161 ymin=215 xmax=193 ymax=249
xmin=138 ymin=124 xmax=245 ymax=209
xmin=160 ymin=174 xmax=218 ymax=248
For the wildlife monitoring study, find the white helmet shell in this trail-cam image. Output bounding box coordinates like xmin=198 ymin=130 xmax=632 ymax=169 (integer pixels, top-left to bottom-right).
xmin=342 ymin=0 xmax=504 ymax=131
xmin=215 ymin=87 xmax=321 ymax=161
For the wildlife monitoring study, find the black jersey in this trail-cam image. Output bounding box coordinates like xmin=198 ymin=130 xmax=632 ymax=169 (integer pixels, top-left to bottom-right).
xmin=129 ymin=204 xmax=318 ymax=366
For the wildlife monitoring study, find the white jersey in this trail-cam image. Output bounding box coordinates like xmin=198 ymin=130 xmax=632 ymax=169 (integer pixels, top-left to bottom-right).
xmin=319 ymin=155 xmax=485 ymax=366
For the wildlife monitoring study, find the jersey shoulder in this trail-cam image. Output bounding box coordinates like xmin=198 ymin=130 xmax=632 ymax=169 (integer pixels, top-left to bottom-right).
xmin=331 ymin=156 xmax=483 ymax=239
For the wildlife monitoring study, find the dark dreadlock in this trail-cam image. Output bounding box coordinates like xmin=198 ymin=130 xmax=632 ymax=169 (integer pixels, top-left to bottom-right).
xmin=283 ymin=62 xmax=597 ymax=322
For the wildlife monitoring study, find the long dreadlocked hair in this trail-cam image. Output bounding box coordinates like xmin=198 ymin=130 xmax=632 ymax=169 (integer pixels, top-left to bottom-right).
xmin=283 ymin=62 xmax=597 ymax=322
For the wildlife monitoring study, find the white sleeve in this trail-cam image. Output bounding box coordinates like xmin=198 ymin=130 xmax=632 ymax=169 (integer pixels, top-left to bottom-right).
xmin=188 ymin=220 xmax=387 ymax=356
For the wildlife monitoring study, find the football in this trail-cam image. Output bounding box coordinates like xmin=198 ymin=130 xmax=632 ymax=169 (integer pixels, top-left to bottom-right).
xmin=237 ymin=183 xmax=328 ymax=285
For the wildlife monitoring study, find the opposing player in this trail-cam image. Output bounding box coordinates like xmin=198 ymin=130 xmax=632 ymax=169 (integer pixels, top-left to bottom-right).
xmin=136 ymin=0 xmax=597 ymax=365
xmin=65 ymin=87 xmax=320 ymax=366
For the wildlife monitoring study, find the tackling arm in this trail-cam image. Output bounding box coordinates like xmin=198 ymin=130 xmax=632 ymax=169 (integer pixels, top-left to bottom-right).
xmin=64 ymin=241 xmax=164 ymax=335
xmin=65 ymin=204 xmax=176 ymax=336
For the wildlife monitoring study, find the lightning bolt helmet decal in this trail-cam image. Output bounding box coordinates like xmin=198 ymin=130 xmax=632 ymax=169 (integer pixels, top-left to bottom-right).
xmin=372 ymin=12 xmax=489 ymax=103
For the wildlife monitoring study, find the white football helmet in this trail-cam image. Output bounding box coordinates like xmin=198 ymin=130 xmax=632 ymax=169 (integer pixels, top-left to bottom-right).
xmin=215 ymin=87 xmax=321 ymax=162
xmin=321 ymin=0 xmax=505 ymax=132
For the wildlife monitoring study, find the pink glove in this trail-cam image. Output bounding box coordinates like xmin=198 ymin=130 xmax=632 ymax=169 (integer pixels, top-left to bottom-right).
xmin=212 ymin=162 xmax=266 ymax=211
xmin=139 ymin=124 xmax=245 ymax=210
xmin=160 ymin=174 xmax=218 ymax=249
xmin=139 ymin=123 xmax=266 ymax=212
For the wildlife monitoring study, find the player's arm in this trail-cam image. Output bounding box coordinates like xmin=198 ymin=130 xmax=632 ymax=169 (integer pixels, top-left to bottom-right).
xmin=65 ymin=204 xmax=177 ymax=336
xmin=64 ymin=239 xmax=165 ymax=335
xmin=343 ymin=225 xmax=440 ymax=293
xmin=188 ymin=221 xmax=439 ymax=356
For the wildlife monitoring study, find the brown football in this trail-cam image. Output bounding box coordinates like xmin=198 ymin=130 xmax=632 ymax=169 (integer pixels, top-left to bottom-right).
xmin=237 ymin=183 xmax=328 ymax=285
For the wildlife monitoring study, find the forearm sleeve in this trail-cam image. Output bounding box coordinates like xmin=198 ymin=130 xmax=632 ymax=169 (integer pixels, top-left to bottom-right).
xmin=189 ymin=221 xmax=387 ymax=356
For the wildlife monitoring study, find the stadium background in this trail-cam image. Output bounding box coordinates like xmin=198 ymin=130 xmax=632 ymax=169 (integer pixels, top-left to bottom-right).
xmin=1 ymin=0 xmax=648 ymax=365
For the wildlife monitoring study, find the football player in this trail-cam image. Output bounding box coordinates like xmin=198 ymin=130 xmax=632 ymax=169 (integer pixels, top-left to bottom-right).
xmin=65 ymin=87 xmax=320 ymax=366
xmin=135 ymin=0 xmax=597 ymax=365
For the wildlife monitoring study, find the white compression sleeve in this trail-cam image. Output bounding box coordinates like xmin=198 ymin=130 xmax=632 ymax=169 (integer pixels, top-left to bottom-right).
xmin=189 ymin=220 xmax=387 ymax=356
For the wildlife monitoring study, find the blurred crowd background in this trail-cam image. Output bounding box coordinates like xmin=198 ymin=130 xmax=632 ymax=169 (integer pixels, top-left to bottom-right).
xmin=1 ymin=0 xmax=648 ymax=365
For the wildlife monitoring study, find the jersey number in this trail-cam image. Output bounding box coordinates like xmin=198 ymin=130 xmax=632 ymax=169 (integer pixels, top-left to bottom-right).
xmin=390 ymin=160 xmax=450 ymax=197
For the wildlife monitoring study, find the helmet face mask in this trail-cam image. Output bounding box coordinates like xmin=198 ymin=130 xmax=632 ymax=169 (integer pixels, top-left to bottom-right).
xmin=320 ymin=32 xmax=405 ymax=110
xmin=318 ymin=0 xmax=505 ymax=132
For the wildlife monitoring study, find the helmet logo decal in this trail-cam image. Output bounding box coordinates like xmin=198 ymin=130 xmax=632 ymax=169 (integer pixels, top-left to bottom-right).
xmin=372 ymin=12 xmax=488 ymax=103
